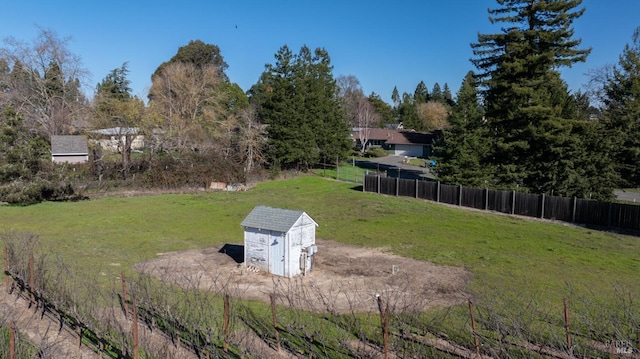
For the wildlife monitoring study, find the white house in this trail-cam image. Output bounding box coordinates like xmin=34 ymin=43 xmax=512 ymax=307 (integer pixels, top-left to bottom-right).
xmin=91 ymin=127 xmax=144 ymax=152
xmin=240 ymin=206 xmax=318 ymax=278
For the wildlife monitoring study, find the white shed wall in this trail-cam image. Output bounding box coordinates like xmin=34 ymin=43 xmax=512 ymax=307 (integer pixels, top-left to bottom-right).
xmin=244 ymin=228 xmax=270 ymax=271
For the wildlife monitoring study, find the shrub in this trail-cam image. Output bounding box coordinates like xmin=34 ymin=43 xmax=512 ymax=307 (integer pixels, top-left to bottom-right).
xmin=365 ymin=147 xmax=388 ymax=158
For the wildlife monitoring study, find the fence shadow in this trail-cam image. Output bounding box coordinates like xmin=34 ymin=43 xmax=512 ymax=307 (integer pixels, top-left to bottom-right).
xmin=219 ymin=244 xmax=244 ymax=263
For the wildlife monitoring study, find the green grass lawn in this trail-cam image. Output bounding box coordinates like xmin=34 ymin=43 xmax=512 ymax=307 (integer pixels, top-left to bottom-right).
xmin=2 ymin=175 xmax=639 ymax=356
xmin=1 ymin=175 xmax=638 ymax=304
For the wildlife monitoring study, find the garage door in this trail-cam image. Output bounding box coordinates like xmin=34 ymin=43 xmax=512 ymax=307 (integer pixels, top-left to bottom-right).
xmin=393 ymin=145 xmax=423 ymax=157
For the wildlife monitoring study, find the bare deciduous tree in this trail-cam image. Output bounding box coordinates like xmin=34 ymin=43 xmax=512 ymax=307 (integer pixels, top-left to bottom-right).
xmin=237 ymin=104 xmax=265 ymax=174
xmin=0 ymin=28 xmax=89 ymax=138
xmin=355 ymin=97 xmax=380 ymax=154
xmin=417 ymin=100 xmax=450 ymax=131
xmin=147 ymin=62 xmax=226 ymax=154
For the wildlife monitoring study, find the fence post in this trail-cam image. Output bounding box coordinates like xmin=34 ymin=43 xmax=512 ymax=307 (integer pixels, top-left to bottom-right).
xmin=121 ymin=271 xmax=129 ymax=318
xmin=133 ymin=299 xmax=138 ymax=359
xmin=571 ymin=197 xmax=577 ymax=223
xmin=29 ymin=252 xmax=35 ymax=310
xmin=564 ymin=298 xmax=572 ymax=350
xmin=376 ymin=295 xmax=389 ymax=359
xmin=540 ymin=194 xmax=545 ymax=219
xmin=270 ymin=293 xmax=281 ymax=351
xmin=437 ymin=182 xmax=441 ymax=203
xmin=395 ymin=177 xmax=399 ymax=196
xmin=415 ymin=179 xmax=419 ymax=199
xmin=377 ymin=175 xmax=381 ymax=194
xmin=4 ymin=247 xmax=9 ymax=294
xmin=468 ymin=299 xmax=480 ymax=357
xmin=9 ymin=321 xmax=15 ymax=359
xmin=223 ymin=294 xmax=230 ymax=353
xmin=485 ymin=188 xmax=489 ymax=210
xmin=458 ymin=185 xmax=463 ymax=206
xmin=511 ymin=190 xmax=516 ymax=215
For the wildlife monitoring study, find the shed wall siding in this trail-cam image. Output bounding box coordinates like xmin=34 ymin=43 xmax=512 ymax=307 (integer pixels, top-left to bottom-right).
xmin=244 ymin=228 xmax=270 ymax=271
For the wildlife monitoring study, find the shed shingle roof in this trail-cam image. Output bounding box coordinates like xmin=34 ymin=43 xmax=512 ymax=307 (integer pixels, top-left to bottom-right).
xmin=241 ymin=206 xmax=315 ymax=233
xmin=51 ymin=135 xmax=89 ymax=155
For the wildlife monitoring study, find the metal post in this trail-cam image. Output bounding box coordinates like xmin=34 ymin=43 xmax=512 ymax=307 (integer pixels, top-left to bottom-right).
xmin=485 ymin=188 xmax=489 ymax=210
xmin=415 ymin=179 xmax=419 ymax=199
xmin=540 ymin=193 xmax=545 ymax=219
xmin=572 ymin=197 xmax=577 ymax=223
xmin=437 ymin=182 xmax=441 ymax=202
xmin=458 ymin=185 xmax=463 ymax=206
xmin=511 ymin=190 xmax=516 ymax=215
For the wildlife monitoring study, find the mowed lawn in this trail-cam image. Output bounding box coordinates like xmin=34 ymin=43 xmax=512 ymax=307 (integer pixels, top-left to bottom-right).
xmin=1 ymin=175 xmax=639 ymax=303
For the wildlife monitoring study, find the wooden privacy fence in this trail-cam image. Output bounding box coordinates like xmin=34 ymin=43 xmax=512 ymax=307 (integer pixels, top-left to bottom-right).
xmin=363 ymin=175 xmax=640 ymax=232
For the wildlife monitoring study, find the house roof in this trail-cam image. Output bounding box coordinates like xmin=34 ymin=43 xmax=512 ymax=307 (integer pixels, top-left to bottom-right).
xmin=356 ymin=128 xmax=436 ymax=145
xmin=92 ymin=127 xmax=139 ymax=136
xmin=241 ymin=206 xmax=317 ymax=233
xmin=51 ymin=135 xmax=89 ymax=155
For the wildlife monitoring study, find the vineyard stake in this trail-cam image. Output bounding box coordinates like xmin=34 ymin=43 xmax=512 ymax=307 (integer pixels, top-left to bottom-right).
xmin=224 ymin=293 xmax=230 ymax=352
xmin=564 ymin=298 xmax=572 ymax=350
xmin=270 ymin=293 xmax=281 ymax=351
xmin=469 ymin=299 xmax=480 ymax=357
xmin=4 ymin=247 xmax=9 ymax=294
xmin=121 ymin=271 xmax=129 ymax=318
xmin=133 ymin=298 xmax=139 ymax=359
xmin=9 ymin=321 xmax=15 ymax=359
xmin=376 ymin=294 xmax=389 ymax=359
xmin=29 ymin=252 xmax=35 ymax=310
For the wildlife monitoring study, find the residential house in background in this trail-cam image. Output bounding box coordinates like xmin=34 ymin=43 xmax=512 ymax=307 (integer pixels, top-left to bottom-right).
xmin=50 ymin=135 xmax=89 ymax=164
xmin=353 ymin=128 xmax=437 ymax=157
xmin=91 ymin=127 xmax=144 ymax=152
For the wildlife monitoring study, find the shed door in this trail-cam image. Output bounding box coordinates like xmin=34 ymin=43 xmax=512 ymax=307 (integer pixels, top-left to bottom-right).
xmin=269 ymin=232 xmax=285 ymax=277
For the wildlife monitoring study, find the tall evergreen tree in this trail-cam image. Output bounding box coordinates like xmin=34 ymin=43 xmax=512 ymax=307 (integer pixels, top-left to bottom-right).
xmin=414 ymin=81 xmax=429 ymax=103
xmin=601 ymin=27 xmax=640 ymax=187
xmin=391 ymin=86 xmax=400 ymax=108
xmin=397 ymin=92 xmax=420 ymax=130
xmin=430 ymin=83 xmax=443 ymax=103
xmin=368 ymin=92 xmax=395 ymax=126
xmin=471 ymin=0 xmax=597 ymax=196
xmin=253 ymin=45 xmax=349 ymax=170
xmin=433 ymin=71 xmax=491 ymax=186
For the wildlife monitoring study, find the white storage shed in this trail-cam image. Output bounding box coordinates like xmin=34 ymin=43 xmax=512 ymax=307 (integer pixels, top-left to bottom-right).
xmin=241 ymin=206 xmax=318 ymax=278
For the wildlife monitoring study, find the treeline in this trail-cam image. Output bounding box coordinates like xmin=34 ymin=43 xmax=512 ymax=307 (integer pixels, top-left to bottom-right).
xmin=1 ymin=0 xmax=639 ymax=204
xmin=432 ymin=1 xmax=640 ymax=201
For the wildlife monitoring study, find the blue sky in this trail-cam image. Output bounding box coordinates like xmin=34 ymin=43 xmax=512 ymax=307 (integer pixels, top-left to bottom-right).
xmin=1 ymin=0 xmax=638 ymax=103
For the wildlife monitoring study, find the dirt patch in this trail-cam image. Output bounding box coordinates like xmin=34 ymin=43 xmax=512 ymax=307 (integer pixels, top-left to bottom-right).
xmin=135 ymin=239 xmax=472 ymax=313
